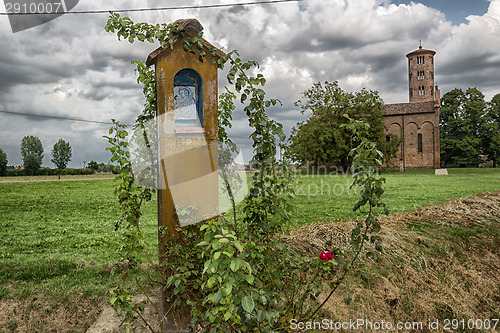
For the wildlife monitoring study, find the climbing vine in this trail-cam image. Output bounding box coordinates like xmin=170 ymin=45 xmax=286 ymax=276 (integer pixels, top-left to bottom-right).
xmin=104 ymin=13 xmax=386 ymax=332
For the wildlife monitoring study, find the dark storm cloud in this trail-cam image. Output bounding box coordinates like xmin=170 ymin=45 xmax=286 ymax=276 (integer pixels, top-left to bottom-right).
xmin=0 ymin=54 xmax=66 ymax=91
xmin=440 ymin=53 xmax=500 ymax=77
xmin=285 ymin=33 xmax=367 ymax=53
xmin=78 ymin=79 xmax=141 ymax=101
xmin=1 ymin=0 xmax=500 ymax=166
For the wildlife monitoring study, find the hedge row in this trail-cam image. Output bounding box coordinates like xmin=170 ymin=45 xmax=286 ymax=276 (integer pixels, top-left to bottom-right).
xmin=5 ymin=168 xmax=96 ymax=177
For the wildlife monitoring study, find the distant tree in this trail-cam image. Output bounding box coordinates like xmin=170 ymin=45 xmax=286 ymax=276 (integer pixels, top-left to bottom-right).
xmin=24 ymin=154 xmax=40 ymax=175
xmin=440 ymin=88 xmax=485 ymax=167
xmin=98 ymin=162 xmax=113 ymax=173
xmin=481 ymin=93 xmax=500 ymax=167
xmin=288 ymin=81 xmax=401 ymax=169
xmin=51 ymin=139 xmax=72 ymax=170
xmin=0 ymin=148 xmax=7 ymax=176
xmin=88 ymin=160 xmax=99 ymax=171
xmin=20 ymin=135 xmax=44 ymax=175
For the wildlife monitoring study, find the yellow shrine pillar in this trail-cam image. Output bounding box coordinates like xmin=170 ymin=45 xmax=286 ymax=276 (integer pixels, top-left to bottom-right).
xmin=146 ymin=19 xmax=225 ymax=331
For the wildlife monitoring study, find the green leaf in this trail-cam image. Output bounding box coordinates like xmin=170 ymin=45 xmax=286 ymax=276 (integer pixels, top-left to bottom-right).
xmin=230 ymin=259 xmax=240 ymax=272
xmin=233 ymin=241 xmax=244 ymax=252
xmin=212 ymin=290 xmax=222 ymax=304
xmin=242 ymin=295 xmax=255 ymax=313
xmin=207 ymin=276 xmax=216 ymax=288
xmin=221 ymin=283 xmax=233 ymax=296
xmin=245 ymin=275 xmax=254 ymax=284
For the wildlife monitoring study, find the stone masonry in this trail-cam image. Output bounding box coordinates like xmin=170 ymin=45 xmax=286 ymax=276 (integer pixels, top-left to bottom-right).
xmin=383 ymin=46 xmax=441 ymax=169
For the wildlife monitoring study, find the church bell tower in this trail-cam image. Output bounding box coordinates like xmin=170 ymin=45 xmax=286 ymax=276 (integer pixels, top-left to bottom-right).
xmin=406 ymin=45 xmax=439 ymax=103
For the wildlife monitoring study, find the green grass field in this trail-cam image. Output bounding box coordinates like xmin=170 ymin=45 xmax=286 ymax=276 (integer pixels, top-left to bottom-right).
xmin=0 ymin=168 xmax=498 ymax=331
xmin=291 ymin=168 xmax=500 ymax=227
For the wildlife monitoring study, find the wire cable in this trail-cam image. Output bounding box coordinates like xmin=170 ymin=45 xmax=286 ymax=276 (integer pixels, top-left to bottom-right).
xmin=0 ymin=0 xmax=301 ymax=15
xmin=0 ymin=109 xmax=123 ymax=125
xmin=0 ymin=110 xmax=252 ymax=139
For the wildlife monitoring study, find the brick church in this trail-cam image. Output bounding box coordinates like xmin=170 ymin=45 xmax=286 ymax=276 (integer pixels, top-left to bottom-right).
xmin=383 ymin=46 xmax=441 ymax=169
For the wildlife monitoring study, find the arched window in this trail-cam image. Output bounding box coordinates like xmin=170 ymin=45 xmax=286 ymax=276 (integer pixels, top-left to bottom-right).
xmin=174 ymin=68 xmax=203 ymax=127
xmin=418 ymin=133 xmax=423 ymax=153
xmin=418 ymin=86 xmax=425 ymax=96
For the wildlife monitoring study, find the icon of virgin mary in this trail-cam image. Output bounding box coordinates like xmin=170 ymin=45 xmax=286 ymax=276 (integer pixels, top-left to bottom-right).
xmin=174 ymin=86 xmax=199 ymax=126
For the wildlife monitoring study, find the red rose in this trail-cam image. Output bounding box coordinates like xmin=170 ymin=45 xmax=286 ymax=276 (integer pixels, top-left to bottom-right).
xmin=319 ymin=251 xmax=334 ymax=262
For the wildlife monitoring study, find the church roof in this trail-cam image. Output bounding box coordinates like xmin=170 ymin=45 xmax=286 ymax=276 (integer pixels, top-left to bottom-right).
xmin=406 ymin=45 xmax=436 ymax=58
xmin=383 ymin=101 xmax=438 ymax=116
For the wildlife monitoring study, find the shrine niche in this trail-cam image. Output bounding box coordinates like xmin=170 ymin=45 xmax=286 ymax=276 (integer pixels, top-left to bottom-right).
xmin=174 ymin=68 xmax=203 ymax=129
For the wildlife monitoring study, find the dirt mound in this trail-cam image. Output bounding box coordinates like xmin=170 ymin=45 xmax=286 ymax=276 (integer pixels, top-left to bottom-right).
xmin=285 ymin=191 xmax=500 ymax=332
xmin=285 ymin=191 xmax=500 ymax=255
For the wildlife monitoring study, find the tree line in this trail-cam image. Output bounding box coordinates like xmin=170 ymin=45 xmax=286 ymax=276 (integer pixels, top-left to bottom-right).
xmin=1 ymin=86 xmax=497 ymax=175
xmin=440 ymin=88 xmax=499 ymax=167
xmin=288 ymin=82 xmax=499 ymax=169
xmin=0 ymin=136 xmax=114 ymax=176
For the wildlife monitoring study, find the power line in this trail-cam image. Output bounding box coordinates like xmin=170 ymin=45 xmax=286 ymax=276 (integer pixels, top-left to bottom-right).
xmin=0 ymin=109 xmax=124 ymax=125
xmin=0 ymin=110 xmax=252 ymax=139
xmin=0 ymin=0 xmax=301 ymax=15
xmin=0 ymin=110 xmax=266 ymax=141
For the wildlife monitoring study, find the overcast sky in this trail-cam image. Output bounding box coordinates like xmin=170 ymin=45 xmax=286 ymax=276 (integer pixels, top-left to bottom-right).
xmin=0 ymin=0 xmax=498 ymax=167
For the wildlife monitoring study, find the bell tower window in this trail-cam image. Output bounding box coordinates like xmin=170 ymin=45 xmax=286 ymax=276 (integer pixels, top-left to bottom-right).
xmin=418 ymin=86 xmax=425 ymax=96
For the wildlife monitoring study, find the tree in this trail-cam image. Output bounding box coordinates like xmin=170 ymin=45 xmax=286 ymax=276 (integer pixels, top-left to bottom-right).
xmin=481 ymin=93 xmax=500 ymax=167
xmin=51 ymin=139 xmax=72 ymax=170
xmin=288 ymin=81 xmax=400 ymax=169
xmin=20 ymin=135 xmax=44 ymax=175
xmin=0 ymin=148 xmax=7 ymax=176
xmin=88 ymin=160 xmax=99 ymax=171
xmin=440 ymin=88 xmax=485 ymax=167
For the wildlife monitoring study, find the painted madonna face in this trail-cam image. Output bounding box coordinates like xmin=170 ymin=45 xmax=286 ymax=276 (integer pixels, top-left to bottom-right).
xmin=175 ymin=87 xmax=195 ymax=108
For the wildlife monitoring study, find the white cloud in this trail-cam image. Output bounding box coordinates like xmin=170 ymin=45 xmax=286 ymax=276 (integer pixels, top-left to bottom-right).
xmin=1 ymin=0 xmax=500 ymax=166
